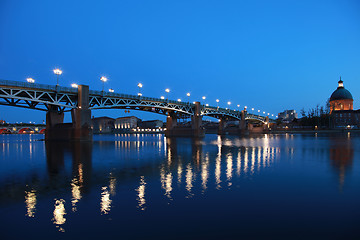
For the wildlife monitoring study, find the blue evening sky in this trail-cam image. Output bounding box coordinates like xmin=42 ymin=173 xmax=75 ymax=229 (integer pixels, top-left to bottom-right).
xmin=0 ymin=0 xmax=359 ymax=123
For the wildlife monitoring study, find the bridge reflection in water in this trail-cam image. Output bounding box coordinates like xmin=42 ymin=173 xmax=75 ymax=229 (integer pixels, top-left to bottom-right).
xmin=21 ymin=135 xmax=282 ymax=230
xmin=0 ymin=133 xmax=357 ymax=237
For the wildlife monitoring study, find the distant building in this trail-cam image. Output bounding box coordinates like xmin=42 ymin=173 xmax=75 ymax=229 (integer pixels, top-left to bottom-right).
xmin=114 ymin=116 xmax=140 ymax=131
xmin=329 ymin=78 xmax=353 ymax=113
xmin=138 ymin=120 xmax=163 ymax=129
xmin=278 ymin=110 xmax=297 ymax=122
xmin=92 ymin=117 xmax=115 ymax=133
xmin=331 ymin=110 xmax=360 ymax=128
xmin=330 ymin=78 xmax=359 ymax=128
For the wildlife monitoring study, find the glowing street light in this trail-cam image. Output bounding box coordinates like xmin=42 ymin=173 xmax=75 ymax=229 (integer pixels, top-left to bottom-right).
xmin=160 ymin=96 xmax=165 ymax=100
xmin=177 ymin=99 xmax=181 ymax=102
xmin=227 ymin=101 xmax=231 ymax=105
xmin=258 ymin=110 xmax=260 ymax=113
xmin=26 ymin=78 xmax=35 ymax=83
xmin=165 ymin=88 xmax=170 ymax=100
xmin=71 ymin=83 xmax=78 ymax=88
xmin=202 ymin=96 xmax=206 ymax=100
xmin=109 ymin=88 xmax=114 ymax=93
xmin=206 ymin=104 xmax=209 ymax=106
xmin=53 ymin=68 xmax=62 ymax=86
xmin=216 ymin=99 xmax=219 ymax=108
xmin=251 ymin=108 xmax=254 ymax=111
xmin=186 ymin=93 xmax=190 ymax=97
xmin=100 ymin=76 xmax=108 ymax=92
xmin=237 ymin=104 xmax=240 ymax=108
xmin=138 ymin=83 xmax=143 ymax=96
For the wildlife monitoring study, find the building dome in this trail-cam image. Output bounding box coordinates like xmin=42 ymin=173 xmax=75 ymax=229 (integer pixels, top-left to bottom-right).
xmin=330 ymin=79 xmax=353 ymax=101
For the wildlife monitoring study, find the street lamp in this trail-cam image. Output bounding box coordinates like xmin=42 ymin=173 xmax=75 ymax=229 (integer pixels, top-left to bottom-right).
xmin=26 ymin=78 xmax=35 ymax=83
xmin=100 ymin=76 xmax=107 ymax=92
xmin=53 ymin=69 xmax=62 ymax=86
xmin=160 ymin=96 xmax=165 ymax=100
xmin=138 ymin=83 xmax=143 ymax=96
xmin=227 ymin=101 xmax=231 ymax=105
xmin=186 ymin=92 xmax=190 ymax=97
xmin=216 ymin=99 xmax=219 ymax=108
xmin=165 ymin=88 xmax=170 ymax=100
xmin=202 ymin=96 xmax=206 ymax=100
xmin=177 ymin=99 xmax=181 ymax=102
xmin=71 ymin=83 xmax=78 ymax=88
xmin=237 ymin=104 xmax=240 ymax=108
xmin=109 ymin=88 xmax=114 ymax=93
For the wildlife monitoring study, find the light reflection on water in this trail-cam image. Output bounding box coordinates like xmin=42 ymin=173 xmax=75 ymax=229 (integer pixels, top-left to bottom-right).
xmin=0 ymin=133 xmax=360 ymax=238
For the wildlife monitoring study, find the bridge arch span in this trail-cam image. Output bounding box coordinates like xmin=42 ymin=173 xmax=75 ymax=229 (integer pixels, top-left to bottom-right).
xmin=0 ymin=128 xmax=11 ymax=134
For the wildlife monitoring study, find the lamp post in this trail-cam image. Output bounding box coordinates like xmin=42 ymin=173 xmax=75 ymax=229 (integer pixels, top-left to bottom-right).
xmin=53 ymin=69 xmax=62 ymax=86
xmin=165 ymin=88 xmax=170 ymax=100
xmin=100 ymin=76 xmax=108 ymax=93
xmin=216 ymin=99 xmax=219 ymax=108
xmin=109 ymin=88 xmax=114 ymax=93
xmin=26 ymin=78 xmax=35 ymax=83
xmin=71 ymin=83 xmax=78 ymax=88
xmin=138 ymin=83 xmax=143 ymax=96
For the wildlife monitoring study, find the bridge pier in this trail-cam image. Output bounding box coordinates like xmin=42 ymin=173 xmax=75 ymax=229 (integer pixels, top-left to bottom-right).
xmin=217 ymin=119 xmax=227 ymax=135
xmin=165 ymin=102 xmax=205 ymax=137
xmin=45 ymin=85 xmax=92 ymax=141
xmin=239 ymin=110 xmax=248 ymax=134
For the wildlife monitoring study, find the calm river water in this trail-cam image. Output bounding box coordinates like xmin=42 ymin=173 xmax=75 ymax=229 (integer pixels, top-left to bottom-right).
xmin=0 ymin=133 xmax=359 ymax=239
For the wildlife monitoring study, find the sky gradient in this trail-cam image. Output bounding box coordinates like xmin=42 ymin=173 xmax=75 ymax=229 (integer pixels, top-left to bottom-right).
xmin=1 ymin=0 xmax=360 ymax=123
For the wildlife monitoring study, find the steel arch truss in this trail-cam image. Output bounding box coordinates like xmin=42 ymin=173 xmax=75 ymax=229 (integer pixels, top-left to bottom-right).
xmin=0 ymin=85 xmax=77 ymax=113
xmin=89 ymin=95 xmax=195 ymax=117
xmin=202 ymin=106 xmax=242 ymax=120
xmin=201 ymin=106 xmax=270 ymax=123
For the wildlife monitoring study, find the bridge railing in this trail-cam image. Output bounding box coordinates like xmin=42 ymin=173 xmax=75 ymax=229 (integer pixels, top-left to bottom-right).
xmin=0 ymin=79 xmax=78 ymax=94
xmin=90 ymin=89 xmax=195 ymax=106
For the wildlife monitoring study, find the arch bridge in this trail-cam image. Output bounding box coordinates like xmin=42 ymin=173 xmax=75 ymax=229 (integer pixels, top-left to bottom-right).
xmin=0 ymin=80 xmax=275 ymax=139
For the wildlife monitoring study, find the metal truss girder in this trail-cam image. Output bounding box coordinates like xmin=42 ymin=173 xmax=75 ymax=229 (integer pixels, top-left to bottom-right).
xmin=0 ymin=80 xmax=275 ymax=122
xmin=89 ymin=96 xmax=195 ymax=116
xmin=0 ymin=85 xmax=77 ymax=112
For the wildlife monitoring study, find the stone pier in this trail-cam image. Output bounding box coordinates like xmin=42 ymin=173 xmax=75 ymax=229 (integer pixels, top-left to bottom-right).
xmin=165 ymin=102 xmax=205 ymax=137
xmin=45 ymin=85 xmax=92 ymax=141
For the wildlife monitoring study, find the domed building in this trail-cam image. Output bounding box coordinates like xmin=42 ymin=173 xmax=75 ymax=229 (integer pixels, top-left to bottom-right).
xmin=329 ymin=77 xmax=353 ymax=113
xmin=330 ymin=77 xmax=360 ymax=128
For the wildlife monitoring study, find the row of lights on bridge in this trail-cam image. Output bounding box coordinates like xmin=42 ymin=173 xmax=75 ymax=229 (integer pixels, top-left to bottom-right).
xmin=25 ymin=69 xmax=277 ymax=118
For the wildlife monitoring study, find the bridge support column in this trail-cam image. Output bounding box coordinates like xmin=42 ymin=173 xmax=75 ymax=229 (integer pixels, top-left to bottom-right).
xmin=71 ymin=85 xmax=92 ymax=141
xmin=191 ymin=102 xmax=205 ymax=137
xmin=166 ymin=113 xmax=178 ymax=132
xmin=238 ymin=110 xmax=250 ymax=135
xmin=263 ymin=116 xmax=270 ymax=132
xmin=45 ymin=106 xmax=64 ymax=140
xmin=45 ymin=85 xmax=92 ymax=141
xmin=165 ymin=102 xmax=205 ymax=137
xmin=217 ymin=119 xmax=226 ymax=135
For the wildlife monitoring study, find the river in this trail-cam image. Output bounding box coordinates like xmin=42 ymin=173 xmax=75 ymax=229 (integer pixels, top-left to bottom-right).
xmin=0 ymin=133 xmax=359 ymax=239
